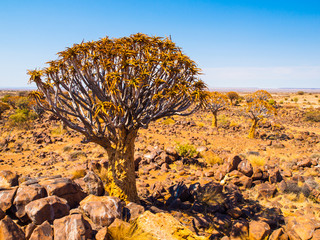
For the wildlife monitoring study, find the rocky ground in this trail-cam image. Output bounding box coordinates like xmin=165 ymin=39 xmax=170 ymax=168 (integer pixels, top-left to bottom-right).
xmin=0 ymin=92 xmax=319 ymax=239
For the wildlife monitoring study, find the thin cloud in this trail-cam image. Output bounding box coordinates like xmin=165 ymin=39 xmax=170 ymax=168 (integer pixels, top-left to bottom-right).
xmin=202 ymin=66 xmax=320 ymax=88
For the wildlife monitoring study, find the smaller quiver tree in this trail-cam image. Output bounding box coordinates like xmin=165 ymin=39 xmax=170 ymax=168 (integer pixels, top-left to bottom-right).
xmin=227 ymin=91 xmax=239 ymax=106
xmin=245 ymin=90 xmax=276 ymax=138
xmin=205 ymin=91 xmax=229 ymax=127
xmin=27 ymin=33 xmax=207 ymax=203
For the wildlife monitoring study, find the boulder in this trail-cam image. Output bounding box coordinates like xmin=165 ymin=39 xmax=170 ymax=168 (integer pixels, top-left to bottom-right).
xmin=237 ymin=160 xmax=253 ymax=177
xmin=0 ymin=216 xmax=25 ymax=240
xmin=107 ymin=218 xmax=132 ymax=238
xmin=124 ymin=202 xmax=145 ymax=222
xmin=29 ymin=221 xmax=53 ymax=240
xmin=25 ymin=195 xmax=70 ymax=225
xmin=269 ymin=169 xmax=283 ymax=184
xmin=269 ymin=228 xmax=289 ymax=240
xmin=80 ymin=195 xmax=122 ymax=227
xmin=286 ymin=216 xmax=320 ymax=240
xmin=0 ymin=187 xmax=17 ymax=212
xmin=83 ymin=171 xmax=104 ymax=196
xmin=0 ymin=170 xmax=18 ymax=188
xmin=53 ymin=214 xmax=92 ymax=240
xmin=39 ymin=178 xmax=86 ymax=208
xmin=297 ymin=158 xmax=312 ymax=168
xmin=168 ymin=182 xmax=192 ymax=202
xmin=227 ymin=155 xmax=242 ymax=172
xmin=95 ymin=227 xmax=108 ymax=240
xmin=13 ymin=184 xmax=47 ymax=221
xmin=0 ymin=209 xmax=5 ymax=220
xmin=230 ymin=220 xmax=248 ymax=240
xmin=136 ymin=211 xmax=207 ymax=240
xmin=249 ymin=220 xmax=271 ymax=240
xmin=257 ymin=183 xmax=276 ymax=198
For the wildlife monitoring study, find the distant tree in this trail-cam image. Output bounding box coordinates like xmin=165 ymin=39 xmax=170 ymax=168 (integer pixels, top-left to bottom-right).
xmin=245 ymin=90 xmax=272 ymax=103
xmin=245 ymin=90 xmax=276 ymax=138
xmin=206 ymin=91 xmax=229 ymax=127
xmin=28 ymin=33 xmax=207 ymax=202
xmin=227 ymin=91 xmax=239 ymax=106
xmin=0 ymin=101 xmax=10 ymax=119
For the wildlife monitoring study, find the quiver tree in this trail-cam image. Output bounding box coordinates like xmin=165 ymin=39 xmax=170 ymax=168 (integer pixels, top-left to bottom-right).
xmin=245 ymin=90 xmax=276 ymax=138
xmin=205 ymin=91 xmax=229 ymax=127
xmin=227 ymin=91 xmax=239 ymax=106
xmin=245 ymin=90 xmax=272 ymax=103
xmin=27 ymin=33 xmax=207 ymax=203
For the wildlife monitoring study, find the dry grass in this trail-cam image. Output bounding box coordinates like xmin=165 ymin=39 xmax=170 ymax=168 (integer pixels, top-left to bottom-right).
xmin=247 ymin=155 xmax=266 ymax=167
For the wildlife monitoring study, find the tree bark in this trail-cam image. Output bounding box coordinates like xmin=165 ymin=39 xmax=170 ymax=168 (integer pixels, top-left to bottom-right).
xmin=248 ymin=119 xmax=258 ymax=139
xmin=212 ymin=112 xmax=218 ymax=128
xmin=105 ymin=129 xmax=139 ymax=203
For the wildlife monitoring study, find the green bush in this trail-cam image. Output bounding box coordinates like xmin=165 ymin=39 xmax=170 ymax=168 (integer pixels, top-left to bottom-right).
xmin=293 ymin=97 xmax=299 ymax=103
xmin=175 ymin=143 xmax=198 ymax=158
xmin=268 ymin=99 xmax=276 ymax=105
xmin=297 ymin=91 xmax=304 ymax=95
xmin=9 ymin=108 xmax=37 ymax=127
xmin=305 ymin=111 xmax=320 ymax=122
xmin=15 ymin=97 xmax=30 ymax=109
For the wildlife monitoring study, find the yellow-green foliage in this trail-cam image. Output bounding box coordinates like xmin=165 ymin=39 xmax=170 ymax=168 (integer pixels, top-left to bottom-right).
xmin=305 ymin=111 xmax=320 ymax=122
xmin=248 ymin=155 xmax=265 ymax=167
xmin=218 ymin=114 xmax=230 ymax=127
xmin=197 ymin=122 xmax=205 ymax=127
xmin=108 ymin=222 xmax=153 ymax=240
xmin=51 ymin=125 xmax=67 ymax=136
xmin=175 ymin=143 xmax=198 ymax=158
xmin=71 ymin=169 xmax=86 ymax=179
xmin=104 ymin=168 xmax=128 ymax=202
xmin=203 ymin=151 xmax=224 ymax=165
xmin=9 ymin=108 xmax=37 ymax=127
xmin=162 ymin=117 xmax=175 ymax=125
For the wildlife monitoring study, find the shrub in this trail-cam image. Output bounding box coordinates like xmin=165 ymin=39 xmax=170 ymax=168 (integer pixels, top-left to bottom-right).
xmin=162 ymin=117 xmax=175 ymax=125
xmin=69 ymin=151 xmax=86 ymax=160
xmin=268 ymin=99 xmax=276 ymax=105
xmin=297 ymin=91 xmax=304 ymax=95
xmin=71 ymin=169 xmax=86 ymax=179
xmin=293 ymin=97 xmax=298 ymax=103
xmin=279 ymin=101 xmax=284 ymax=104
xmin=16 ymin=97 xmax=30 ymax=109
xmin=203 ymin=151 xmax=223 ymax=165
xmin=305 ymin=111 xmax=320 ymax=122
xmin=9 ymin=108 xmax=37 ymax=127
xmin=247 ymin=155 xmax=265 ymax=167
xmin=175 ymin=143 xmax=198 ymax=158
xmin=0 ymin=101 xmax=10 ymax=118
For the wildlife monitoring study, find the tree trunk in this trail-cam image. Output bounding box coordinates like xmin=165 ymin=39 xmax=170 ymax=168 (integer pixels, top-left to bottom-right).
xmin=248 ymin=119 xmax=258 ymax=139
xmin=212 ymin=112 xmax=218 ymax=128
xmin=105 ymin=129 xmax=140 ymax=203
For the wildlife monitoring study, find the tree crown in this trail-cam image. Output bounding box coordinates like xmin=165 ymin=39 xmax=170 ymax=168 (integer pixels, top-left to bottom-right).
xmin=205 ymin=91 xmax=229 ymax=113
xmin=28 ymin=33 xmax=206 ymax=146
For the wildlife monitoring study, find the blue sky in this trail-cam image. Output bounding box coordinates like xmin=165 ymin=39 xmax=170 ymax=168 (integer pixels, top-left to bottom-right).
xmin=0 ymin=0 xmax=319 ymax=89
